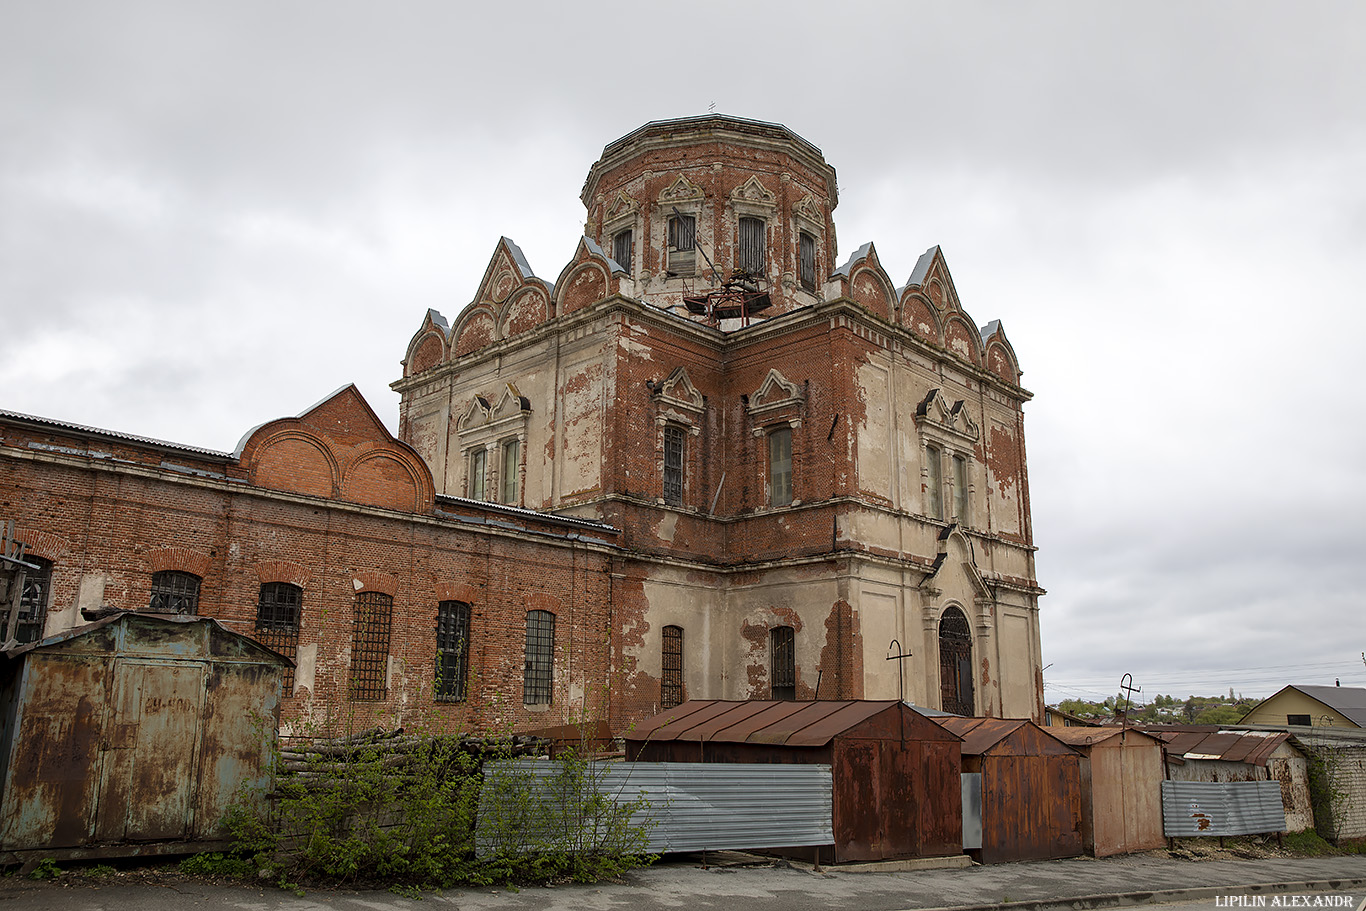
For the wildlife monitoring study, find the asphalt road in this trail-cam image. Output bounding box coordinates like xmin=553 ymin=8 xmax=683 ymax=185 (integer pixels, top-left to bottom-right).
xmin=2 ymin=853 xmax=1365 ymax=911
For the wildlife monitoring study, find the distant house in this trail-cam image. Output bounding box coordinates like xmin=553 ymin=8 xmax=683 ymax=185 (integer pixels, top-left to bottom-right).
xmin=1043 ymin=706 xmax=1098 ymax=728
xmin=1241 ymin=685 xmax=1366 ymax=729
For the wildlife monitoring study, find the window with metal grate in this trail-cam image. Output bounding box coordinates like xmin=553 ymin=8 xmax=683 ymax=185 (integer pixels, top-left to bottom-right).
xmin=771 ymin=625 xmax=795 ymax=700
xmin=523 ymin=609 xmax=555 ymax=705
xmin=16 ymin=557 xmax=51 ymax=644
xmin=256 ymin=582 xmax=302 ymax=690
xmin=661 ymin=625 xmax=684 ymax=709
xmin=349 ymin=591 xmax=392 ymax=701
xmin=663 ymin=425 xmax=685 ymax=506
xmin=436 ymin=600 xmax=471 ymax=702
xmin=149 ymin=570 xmax=201 ymax=615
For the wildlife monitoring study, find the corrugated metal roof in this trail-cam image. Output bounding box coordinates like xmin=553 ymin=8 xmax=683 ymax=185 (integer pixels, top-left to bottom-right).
xmin=1044 ymin=726 xmax=1163 ymax=748
xmin=623 ymin=700 xmax=917 ymax=747
xmin=0 ymin=408 xmax=233 ymax=460
xmin=934 ymin=717 xmax=1031 ymax=755
xmin=1144 ymin=728 xmax=1289 ymax=767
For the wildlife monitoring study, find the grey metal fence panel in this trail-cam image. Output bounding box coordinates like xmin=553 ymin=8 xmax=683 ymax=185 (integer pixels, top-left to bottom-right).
xmin=961 ymin=772 xmax=982 ymax=850
xmin=477 ymin=760 xmax=834 ymax=856
xmin=1160 ymin=780 xmax=1287 ymax=837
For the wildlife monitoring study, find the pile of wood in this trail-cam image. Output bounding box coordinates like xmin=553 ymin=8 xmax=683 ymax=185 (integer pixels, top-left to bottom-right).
xmin=276 ymin=728 xmax=550 ymax=786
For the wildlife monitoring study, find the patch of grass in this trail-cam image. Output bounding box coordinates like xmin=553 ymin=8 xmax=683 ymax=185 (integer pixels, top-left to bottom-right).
xmin=27 ymin=859 xmax=61 ymax=881
xmin=179 ymin=852 xmax=255 ymax=879
xmin=1282 ymin=830 xmax=1338 ymax=855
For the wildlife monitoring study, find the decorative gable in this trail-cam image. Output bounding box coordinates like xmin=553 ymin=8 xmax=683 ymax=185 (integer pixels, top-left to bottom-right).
xmin=658 ymin=175 xmax=705 ymax=204
xmin=651 ymin=367 xmax=705 ymax=418
xmin=730 ymin=175 xmax=776 ymax=207
xmin=793 ymin=193 xmax=823 ymax=228
xmin=915 ymin=389 xmax=980 ymax=443
xmin=747 ymin=368 xmax=805 ymax=432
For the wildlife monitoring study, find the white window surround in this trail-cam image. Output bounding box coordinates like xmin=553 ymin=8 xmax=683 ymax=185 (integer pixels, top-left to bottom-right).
xmin=650 ymin=367 xmax=704 ymax=508
xmin=915 ymin=388 xmax=979 ymax=525
xmin=729 ymin=177 xmax=777 ymax=278
xmin=601 ymin=191 xmax=638 ymax=273
xmin=457 ymin=385 xmax=531 ymax=504
xmin=791 ymin=193 xmax=826 ymax=295
xmin=657 ymin=176 xmax=706 ymax=279
xmin=747 ymin=368 xmax=805 ymax=509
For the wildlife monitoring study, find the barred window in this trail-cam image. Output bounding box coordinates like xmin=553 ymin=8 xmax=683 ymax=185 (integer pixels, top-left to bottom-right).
xmin=771 ymin=626 xmax=795 ymax=701
xmin=469 ymin=448 xmax=487 ymax=500
xmin=16 ymin=557 xmax=51 ymax=644
xmin=523 ymin=609 xmax=555 ymax=706
xmin=799 ymin=231 xmax=817 ymax=291
xmin=349 ymin=591 xmax=393 ymax=701
xmin=500 ymin=438 xmax=520 ymax=505
xmin=436 ymin=600 xmax=471 ymax=702
xmin=256 ymin=582 xmax=302 ymax=690
xmin=149 ymin=570 xmax=200 ymax=615
xmin=613 ymin=229 xmax=634 ymax=274
xmin=663 ymin=425 xmax=685 ymax=507
xmin=661 ymin=625 xmax=684 ymax=709
xmin=738 ymin=216 xmax=765 ymax=274
xmin=768 ymin=426 xmax=792 ymax=507
xmin=668 ymin=214 xmax=696 ymax=273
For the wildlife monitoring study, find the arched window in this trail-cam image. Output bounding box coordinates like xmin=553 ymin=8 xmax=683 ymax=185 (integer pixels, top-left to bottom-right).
xmin=256 ymin=582 xmax=302 ymax=690
xmin=661 ymin=625 xmax=684 ymax=709
xmin=149 ymin=571 xmax=201 ymax=615
xmin=350 ymin=591 xmax=393 ymax=701
xmin=436 ymin=600 xmax=471 ymax=702
xmin=16 ymin=557 xmax=51 ymax=644
xmin=771 ymin=625 xmax=796 ymax=700
xmin=938 ymin=606 xmax=974 ymax=716
xmin=523 ymin=609 xmax=555 ymax=705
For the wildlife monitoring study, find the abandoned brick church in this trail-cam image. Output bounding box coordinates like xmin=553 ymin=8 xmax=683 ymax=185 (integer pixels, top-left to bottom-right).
xmin=0 ymin=116 xmax=1044 ymax=735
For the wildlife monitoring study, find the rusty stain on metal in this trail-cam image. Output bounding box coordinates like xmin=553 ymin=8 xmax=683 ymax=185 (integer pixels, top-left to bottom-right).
xmin=1043 ymin=725 xmax=1166 ymax=857
xmin=627 ymin=700 xmax=963 ymax=864
xmin=935 ymin=715 xmax=1085 ymax=864
xmin=0 ymin=613 xmax=289 ymax=863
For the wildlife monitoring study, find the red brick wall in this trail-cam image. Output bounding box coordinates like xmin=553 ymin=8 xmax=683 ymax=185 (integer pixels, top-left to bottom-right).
xmin=0 ymin=414 xmax=618 ymax=738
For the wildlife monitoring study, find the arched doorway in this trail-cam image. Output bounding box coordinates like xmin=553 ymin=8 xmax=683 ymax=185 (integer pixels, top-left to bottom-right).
xmin=939 ymin=606 xmax=975 ymax=716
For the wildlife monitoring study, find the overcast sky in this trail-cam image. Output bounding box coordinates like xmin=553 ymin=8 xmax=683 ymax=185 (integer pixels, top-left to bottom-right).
xmin=3 ymin=2 xmax=1362 ymax=704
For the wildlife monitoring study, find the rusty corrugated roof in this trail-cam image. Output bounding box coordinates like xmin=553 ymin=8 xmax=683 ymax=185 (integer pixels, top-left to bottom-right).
xmin=1143 ymin=728 xmax=1289 ymax=767
xmin=934 ymin=717 xmax=1030 ymax=755
xmin=1044 ymin=726 xmax=1163 ymax=748
xmin=623 ymin=700 xmax=913 ymax=746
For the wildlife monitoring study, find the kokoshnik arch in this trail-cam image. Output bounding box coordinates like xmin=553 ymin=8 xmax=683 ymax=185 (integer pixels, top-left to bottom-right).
xmin=1 ymin=115 xmax=1043 ymax=735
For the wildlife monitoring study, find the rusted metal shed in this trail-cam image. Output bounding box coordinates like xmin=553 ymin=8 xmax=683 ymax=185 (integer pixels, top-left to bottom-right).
xmin=0 ymin=612 xmax=289 ymax=864
xmin=936 ymin=717 xmax=1084 ymax=864
xmin=1044 ymin=726 xmax=1165 ymax=856
xmin=1142 ymin=726 xmax=1311 ymax=832
xmin=624 ymin=699 xmax=963 ymax=863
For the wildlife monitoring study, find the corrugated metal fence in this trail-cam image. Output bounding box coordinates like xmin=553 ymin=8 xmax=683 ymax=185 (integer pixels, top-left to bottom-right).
xmin=477 ymin=760 xmax=833 ymax=856
xmin=1160 ymin=780 xmax=1287 ymax=837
